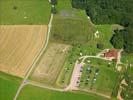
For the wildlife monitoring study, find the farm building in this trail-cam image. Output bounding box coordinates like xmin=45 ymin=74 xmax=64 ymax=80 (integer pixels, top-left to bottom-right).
xmin=104 ymin=49 xmax=118 ymax=61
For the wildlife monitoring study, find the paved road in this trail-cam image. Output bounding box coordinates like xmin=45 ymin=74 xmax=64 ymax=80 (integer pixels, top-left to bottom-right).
xmin=64 ymin=61 xmax=80 ymax=91
xmin=13 ymin=14 xmax=53 ymax=100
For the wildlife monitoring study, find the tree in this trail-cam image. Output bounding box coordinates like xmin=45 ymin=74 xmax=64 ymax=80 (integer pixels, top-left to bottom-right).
xmin=123 ymin=26 xmax=133 ymax=53
xmin=110 ymin=29 xmax=124 ymax=49
xmin=72 ymin=0 xmax=88 ymax=9
xmin=13 ymin=6 xmax=17 ymax=10
xmin=97 ymin=43 xmax=104 ymax=49
xmin=51 ymin=0 xmax=57 ymax=5
xmin=120 ymin=17 xmax=130 ymax=27
xmin=51 ymin=6 xmax=57 ymax=14
xmin=72 ymin=0 xmax=133 ymax=53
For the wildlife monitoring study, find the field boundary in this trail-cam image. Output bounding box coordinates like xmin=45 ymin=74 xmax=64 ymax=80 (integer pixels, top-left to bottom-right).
xmin=13 ymin=14 xmax=54 ymax=100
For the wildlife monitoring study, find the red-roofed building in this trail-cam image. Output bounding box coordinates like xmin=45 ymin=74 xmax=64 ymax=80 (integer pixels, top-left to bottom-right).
xmin=104 ymin=49 xmax=118 ymax=61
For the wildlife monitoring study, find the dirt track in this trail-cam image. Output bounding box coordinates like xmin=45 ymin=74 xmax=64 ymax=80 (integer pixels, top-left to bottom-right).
xmin=31 ymin=43 xmax=70 ymax=85
xmin=0 ymin=25 xmax=47 ymax=77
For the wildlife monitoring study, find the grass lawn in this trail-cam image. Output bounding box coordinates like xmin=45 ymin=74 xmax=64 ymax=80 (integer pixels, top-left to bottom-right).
xmin=79 ymin=58 xmax=119 ymax=96
xmin=0 ymin=71 xmax=22 ymax=100
xmin=17 ymin=85 xmax=108 ymax=100
xmin=95 ymin=25 xmax=114 ymax=48
xmin=95 ymin=24 xmax=124 ymax=49
xmin=0 ymin=0 xmax=51 ymax=24
xmin=57 ymin=59 xmax=75 ymax=87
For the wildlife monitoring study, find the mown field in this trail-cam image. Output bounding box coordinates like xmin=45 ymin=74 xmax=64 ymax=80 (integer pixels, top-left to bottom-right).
xmin=0 ymin=25 xmax=47 ymax=77
xmin=50 ymin=0 xmax=95 ymax=44
xmin=17 ymin=85 xmax=108 ymax=100
xmin=30 ymin=43 xmax=71 ymax=86
xmin=0 ymin=0 xmax=51 ymax=24
xmin=0 ymin=71 xmax=22 ymax=100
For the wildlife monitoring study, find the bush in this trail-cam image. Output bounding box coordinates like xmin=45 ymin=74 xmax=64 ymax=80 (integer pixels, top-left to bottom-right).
xmin=13 ymin=6 xmax=17 ymax=10
xmin=51 ymin=0 xmax=57 ymax=5
xmin=97 ymin=43 xmax=104 ymax=49
xmin=51 ymin=6 xmax=57 ymax=14
xmin=110 ymin=29 xmax=124 ymax=49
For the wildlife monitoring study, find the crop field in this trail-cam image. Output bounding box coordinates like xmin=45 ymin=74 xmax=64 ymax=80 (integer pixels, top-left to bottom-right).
xmin=30 ymin=43 xmax=71 ymax=86
xmin=0 ymin=0 xmax=51 ymax=24
xmin=79 ymin=58 xmax=119 ymax=96
xmin=0 ymin=25 xmax=47 ymax=77
xmin=0 ymin=71 xmax=22 ymax=100
xmin=17 ymin=85 xmax=108 ymax=100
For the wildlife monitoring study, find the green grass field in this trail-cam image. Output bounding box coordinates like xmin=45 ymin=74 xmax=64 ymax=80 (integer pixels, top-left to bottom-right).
xmin=0 ymin=0 xmax=51 ymax=24
xmin=51 ymin=15 xmax=94 ymax=44
xmin=17 ymin=85 xmax=108 ymax=100
xmin=95 ymin=25 xmax=114 ymax=48
xmin=0 ymin=71 xmax=22 ymax=100
xmin=50 ymin=0 xmax=95 ymax=44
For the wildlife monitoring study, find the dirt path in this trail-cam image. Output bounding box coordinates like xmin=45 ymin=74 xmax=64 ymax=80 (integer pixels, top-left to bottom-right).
xmin=81 ymin=89 xmax=111 ymax=99
xmin=117 ymin=49 xmax=123 ymax=64
xmin=13 ymin=14 xmax=53 ymax=100
xmin=80 ymin=55 xmax=112 ymax=62
xmin=116 ymin=49 xmax=123 ymax=70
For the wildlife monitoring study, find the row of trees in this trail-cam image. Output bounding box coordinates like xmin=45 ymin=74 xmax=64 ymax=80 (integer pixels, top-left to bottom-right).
xmin=121 ymin=66 xmax=133 ymax=100
xmin=50 ymin=0 xmax=57 ymax=14
xmin=72 ymin=0 xmax=133 ymax=53
xmin=111 ymin=24 xmax=133 ymax=53
xmin=51 ymin=0 xmax=57 ymax=5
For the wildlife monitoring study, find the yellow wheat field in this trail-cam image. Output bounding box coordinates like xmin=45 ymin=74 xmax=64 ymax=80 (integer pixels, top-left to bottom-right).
xmin=0 ymin=25 xmax=47 ymax=77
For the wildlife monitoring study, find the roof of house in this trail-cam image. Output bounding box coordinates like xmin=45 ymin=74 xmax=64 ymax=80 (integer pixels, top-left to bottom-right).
xmin=104 ymin=49 xmax=118 ymax=59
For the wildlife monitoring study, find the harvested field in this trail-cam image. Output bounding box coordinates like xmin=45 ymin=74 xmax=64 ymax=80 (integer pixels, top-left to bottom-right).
xmin=31 ymin=43 xmax=71 ymax=86
xmin=0 ymin=25 xmax=47 ymax=77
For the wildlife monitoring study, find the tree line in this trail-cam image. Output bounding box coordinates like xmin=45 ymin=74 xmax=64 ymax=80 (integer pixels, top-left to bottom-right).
xmin=72 ymin=0 xmax=133 ymax=53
